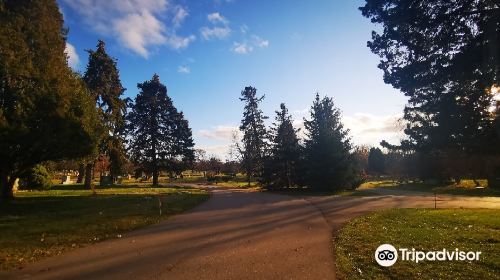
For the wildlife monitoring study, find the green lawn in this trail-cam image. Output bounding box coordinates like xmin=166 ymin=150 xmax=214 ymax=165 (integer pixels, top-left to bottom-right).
xmin=0 ymin=185 xmax=209 ymax=271
xmin=358 ymin=180 xmax=500 ymax=197
xmin=335 ymin=208 xmax=500 ymax=279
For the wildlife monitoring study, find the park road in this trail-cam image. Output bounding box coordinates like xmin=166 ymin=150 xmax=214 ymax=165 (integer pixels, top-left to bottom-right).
xmin=6 ymin=187 xmax=336 ymax=280
xmin=4 ymin=186 xmax=500 ymax=280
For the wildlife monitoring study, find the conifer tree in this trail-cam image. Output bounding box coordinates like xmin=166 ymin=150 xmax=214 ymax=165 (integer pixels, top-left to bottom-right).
xmin=263 ymin=103 xmax=301 ymax=189
xmin=238 ymin=86 xmax=268 ymax=184
xmin=303 ymin=94 xmax=357 ymax=191
xmin=0 ymin=0 xmax=100 ymax=200
xmin=126 ymin=74 xmax=194 ymax=186
xmin=83 ymin=40 xmax=127 ymax=187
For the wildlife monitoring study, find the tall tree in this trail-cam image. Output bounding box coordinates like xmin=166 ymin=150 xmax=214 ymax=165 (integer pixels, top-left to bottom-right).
xmin=126 ymin=74 xmax=194 ymax=186
xmin=262 ymin=103 xmax=302 ymax=189
xmin=361 ymin=0 xmax=499 ymax=183
xmin=368 ymin=147 xmax=385 ymax=175
xmin=303 ymin=94 xmax=357 ymax=191
xmin=238 ymin=86 xmax=268 ymax=184
xmin=0 ymin=0 xmax=100 ymax=200
xmin=83 ymin=40 xmax=127 ymax=187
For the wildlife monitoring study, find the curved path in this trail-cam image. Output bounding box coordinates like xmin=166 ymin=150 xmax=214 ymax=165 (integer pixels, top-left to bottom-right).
xmin=3 ymin=186 xmax=500 ymax=280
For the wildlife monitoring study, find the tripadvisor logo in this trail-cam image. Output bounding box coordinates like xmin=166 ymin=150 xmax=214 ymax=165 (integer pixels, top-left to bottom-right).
xmin=375 ymin=244 xmax=481 ymax=267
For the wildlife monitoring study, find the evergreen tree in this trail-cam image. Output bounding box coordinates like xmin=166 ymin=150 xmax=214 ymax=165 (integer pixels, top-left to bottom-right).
xmin=126 ymin=74 xmax=194 ymax=186
xmin=0 ymin=0 xmax=100 ymax=200
xmin=368 ymin=147 xmax=385 ymax=175
xmin=262 ymin=103 xmax=301 ymax=189
xmin=303 ymin=94 xmax=357 ymax=191
xmin=361 ymin=0 xmax=499 ymax=183
xmin=238 ymin=86 xmax=268 ymax=184
xmin=83 ymin=40 xmax=127 ymax=187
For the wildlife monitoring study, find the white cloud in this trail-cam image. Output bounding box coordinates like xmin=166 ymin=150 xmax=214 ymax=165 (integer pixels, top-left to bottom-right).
xmin=178 ymin=65 xmax=190 ymax=74
xmin=231 ymin=35 xmax=269 ymax=54
xmin=65 ymin=42 xmax=79 ymax=69
xmin=207 ymin=12 xmax=228 ymax=25
xmin=173 ymin=6 xmax=188 ymax=27
xmin=197 ymin=125 xmax=240 ymax=140
xmin=61 ymin=0 xmax=194 ymax=58
xmin=201 ymin=26 xmax=231 ymax=40
xmin=343 ymin=113 xmax=404 ymax=147
xmin=200 ymin=12 xmax=231 ymax=40
xmin=291 ymin=112 xmax=403 ymax=148
xmin=195 ymin=144 xmax=231 ymax=159
xmin=252 ymin=35 xmax=269 ymax=48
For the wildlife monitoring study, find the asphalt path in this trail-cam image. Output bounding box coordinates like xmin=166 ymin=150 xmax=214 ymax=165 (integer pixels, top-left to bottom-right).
xmin=4 ymin=186 xmax=499 ymax=280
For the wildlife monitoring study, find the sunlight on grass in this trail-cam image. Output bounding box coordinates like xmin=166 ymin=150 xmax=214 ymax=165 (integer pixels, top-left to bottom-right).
xmin=335 ymin=209 xmax=500 ymax=279
xmin=0 ymin=186 xmax=209 ymax=270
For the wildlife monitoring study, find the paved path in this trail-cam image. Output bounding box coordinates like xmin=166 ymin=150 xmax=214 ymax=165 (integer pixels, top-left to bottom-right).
xmin=3 ymin=186 xmax=500 ymax=280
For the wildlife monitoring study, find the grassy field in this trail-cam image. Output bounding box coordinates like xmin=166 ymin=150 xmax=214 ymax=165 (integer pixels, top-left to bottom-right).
xmin=358 ymin=180 xmax=500 ymax=197
xmin=0 ymin=185 xmax=209 ymax=271
xmin=335 ymin=208 xmax=500 ymax=279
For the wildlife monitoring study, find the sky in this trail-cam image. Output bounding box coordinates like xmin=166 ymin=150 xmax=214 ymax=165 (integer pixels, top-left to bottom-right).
xmin=59 ymin=0 xmax=408 ymax=159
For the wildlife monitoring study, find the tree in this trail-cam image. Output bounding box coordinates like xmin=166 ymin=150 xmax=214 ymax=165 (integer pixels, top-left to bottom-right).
xmin=368 ymin=147 xmax=385 ymax=175
xmin=353 ymin=145 xmax=370 ymax=174
xmin=238 ymin=86 xmax=268 ymax=184
xmin=361 ymin=0 xmax=499 ymax=183
xmin=126 ymin=74 xmax=194 ymax=187
xmin=0 ymin=0 xmax=99 ymax=200
xmin=83 ymin=40 xmax=127 ymax=187
xmin=262 ymin=103 xmax=302 ymax=189
xmin=303 ymin=94 xmax=357 ymax=191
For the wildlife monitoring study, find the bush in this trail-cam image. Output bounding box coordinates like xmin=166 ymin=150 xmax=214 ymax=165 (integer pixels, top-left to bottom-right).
xmin=20 ymin=165 xmax=52 ymax=190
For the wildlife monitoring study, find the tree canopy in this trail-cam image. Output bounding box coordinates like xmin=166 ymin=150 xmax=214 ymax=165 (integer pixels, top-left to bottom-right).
xmin=0 ymin=0 xmax=100 ymax=200
xmin=262 ymin=103 xmax=302 ymax=189
xmin=126 ymin=74 xmax=194 ymax=186
xmin=361 ymin=0 xmax=499 ymax=155
xmin=303 ymin=94 xmax=357 ymax=191
xmin=239 ymin=86 xmax=268 ymax=184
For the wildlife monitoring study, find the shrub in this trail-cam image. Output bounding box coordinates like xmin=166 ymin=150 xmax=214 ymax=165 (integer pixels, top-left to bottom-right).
xmin=19 ymin=165 xmax=52 ymax=190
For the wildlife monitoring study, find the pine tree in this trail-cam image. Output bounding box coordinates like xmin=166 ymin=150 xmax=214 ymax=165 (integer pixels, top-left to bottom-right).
xmin=126 ymin=74 xmax=194 ymax=186
xmin=239 ymin=86 xmax=268 ymax=185
xmin=303 ymin=94 xmax=357 ymax=191
xmin=361 ymin=0 xmax=499 ymax=183
xmin=368 ymin=147 xmax=385 ymax=175
xmin=0 ymin=0 xmax=100 ymax=200
xmin=262 ymin=103 xmax=301 ymax=189
xmin=83 ymin=40 xmax=127 ymax=187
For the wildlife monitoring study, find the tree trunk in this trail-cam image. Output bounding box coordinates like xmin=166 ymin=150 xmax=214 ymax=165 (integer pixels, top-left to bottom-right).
xmin=152 ymin=168 xmax=159 ymax=187
xmin=77 ymin=163 xmax=85 ymax=183
xmin=0 ymin=170 xmax=14 ymax=202
xmin=84 ymin=163 xmax=94 ymax=194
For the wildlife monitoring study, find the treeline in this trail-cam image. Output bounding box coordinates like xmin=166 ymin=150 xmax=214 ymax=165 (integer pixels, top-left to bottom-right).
xmin=0 ymin=0 xmax=194 ymax=199
xmin=237 ymin=87 xmax=361 ymax=191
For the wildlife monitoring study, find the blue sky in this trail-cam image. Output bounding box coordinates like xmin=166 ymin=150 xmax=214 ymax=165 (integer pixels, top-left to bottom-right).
xmin=59 ymin=0 xmax=408 ymax=158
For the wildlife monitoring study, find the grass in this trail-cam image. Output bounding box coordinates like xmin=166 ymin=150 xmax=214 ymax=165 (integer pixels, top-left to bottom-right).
xmin=335 ymin=208 xmax=500 ymax=279
xmin=358 ymin=180 xmax=500 ymax=197
xmin=0 ymin=184 xmax=209 ymax=271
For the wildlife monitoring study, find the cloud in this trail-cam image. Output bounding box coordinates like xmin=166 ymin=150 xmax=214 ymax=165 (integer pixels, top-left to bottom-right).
xmin=343 ymin=113 xmax=404 ymax=147
xmin=200 ymin=12 xmax=231 ymax=40
xmin=195 ymin=144 xmax=231 ymax=159
xmin=231 ymin=35 xmax=268 ymax=54
xmin=177 ymin=65 xmax=190 ymax=74
xmin=231 ymin=42 xmax=252 ymax=54
xmin=61 ymin=0 xmax=195 ymax=58
xmin=197 ymin=125 xmax=240 ymax=140
xmin=65 ymin=42 xmax=79 ymax=69
xmin=252 ymin=35 xmax=269 ymax=48
xmin=207 ymin=12 xmax=228 ymax=25
xmin=173 ymin=6 xmax=188 ymax=27
xmin=201 ymin=26 xmax=231 ymax=40
xmin=291 ymin=112 xmax=403 ymax=148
